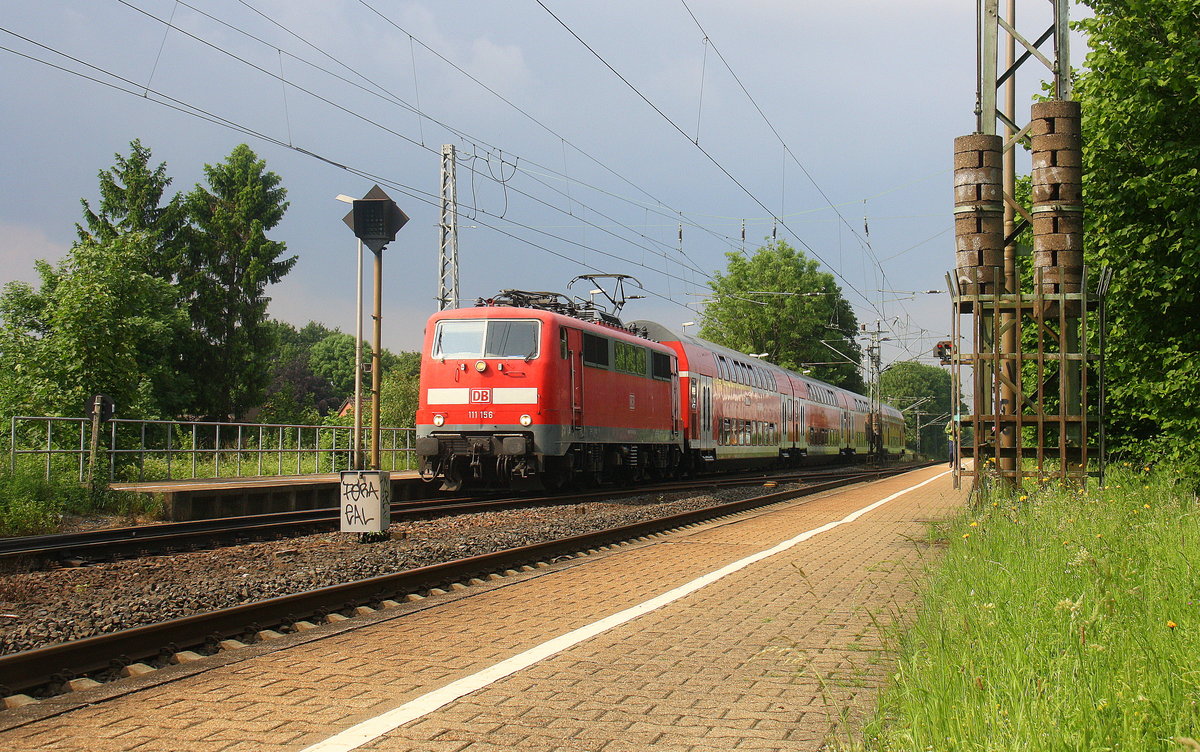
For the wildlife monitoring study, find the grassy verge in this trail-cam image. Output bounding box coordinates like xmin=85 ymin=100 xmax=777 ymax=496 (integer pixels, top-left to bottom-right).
xmin=858 ymin=466 xmax=1200 ymax=750
xmin=0 ymin=470 xmax=162 ymax=537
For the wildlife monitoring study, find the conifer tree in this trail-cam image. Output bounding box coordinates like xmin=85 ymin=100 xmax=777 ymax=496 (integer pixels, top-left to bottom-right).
xmin=76 ymin=139 xmax=186 ymax=281
xmin=182 ymin=144 xmax=295 ymax=421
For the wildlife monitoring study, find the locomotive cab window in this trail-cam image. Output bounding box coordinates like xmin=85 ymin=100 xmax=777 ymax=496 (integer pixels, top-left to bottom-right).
xmin=432 ymin=319 xmax=541 ymax=359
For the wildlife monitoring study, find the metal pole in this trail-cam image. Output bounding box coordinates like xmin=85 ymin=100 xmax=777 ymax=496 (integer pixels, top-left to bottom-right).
xmin=1054 ymin=0 xmax=1071 ymax=100
xmin=979 ymin=0 xmax=999 ymax=135
xmin=86 ymin=396 xmax=102 ymax=488
xmin=439 ymin=144 xmax=459 ymax=310
xmin=999 ymin=0 xmax=1018 ymax=481
xmin=354 ymin=238 xmax=364 ymax=470
xmin=372 ymin=248 xmax=383 ymax=470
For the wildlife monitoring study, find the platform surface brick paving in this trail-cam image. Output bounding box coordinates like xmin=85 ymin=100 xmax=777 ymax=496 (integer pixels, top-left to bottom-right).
xmin=0 ymin=465 xmax=963 ymax=751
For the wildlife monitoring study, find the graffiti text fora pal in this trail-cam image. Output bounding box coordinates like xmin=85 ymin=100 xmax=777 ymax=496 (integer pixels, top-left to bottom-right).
xmin=343 ymin=503 xmax=375 ymax=526
xmin=341 ymin=476 xmax=380 ymax=503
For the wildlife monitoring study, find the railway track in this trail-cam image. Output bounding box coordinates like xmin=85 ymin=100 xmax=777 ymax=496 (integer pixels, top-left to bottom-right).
xmin=0 ymin=465 xmax=902 ymax=566
xmin=0 ymin=463 xmax=931 ymax=703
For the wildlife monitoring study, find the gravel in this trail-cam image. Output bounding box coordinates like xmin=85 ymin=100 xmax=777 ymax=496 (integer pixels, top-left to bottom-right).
xmin=0 ymin=484 xmax=796 ymax=656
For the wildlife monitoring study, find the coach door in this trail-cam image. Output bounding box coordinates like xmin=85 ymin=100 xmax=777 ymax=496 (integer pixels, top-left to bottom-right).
xmin=698 ymin=374 xmax=714 ymax=450
xmin=565 ymin=327 xmax=584 ymax=429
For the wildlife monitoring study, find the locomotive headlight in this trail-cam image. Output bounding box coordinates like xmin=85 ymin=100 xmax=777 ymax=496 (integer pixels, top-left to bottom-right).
xmin=475 ymin=360 xmax=487 ymax=373
xmin=433 ymin=414 xmax=445 ymax=426
xmin=520 ymin=414 xmax=533 ymax=426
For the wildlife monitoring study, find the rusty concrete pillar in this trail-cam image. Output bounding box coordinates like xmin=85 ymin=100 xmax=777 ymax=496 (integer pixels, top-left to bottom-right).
xmin=1030 ymin=100 xmax=1083 ymax=301
xmin=953 ymin=134 xmax=1005 ymax=298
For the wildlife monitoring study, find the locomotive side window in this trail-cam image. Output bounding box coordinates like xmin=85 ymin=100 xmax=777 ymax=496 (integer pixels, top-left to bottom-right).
xmin=560 ymin=329 xmax=569 ymax=359
xmin=582 ymin=332 xmax=610 ymax=368
xmin=614 ymin=342 xmax=648 ymax=375
xmin=651 ymin=351 xmax=672 ymax=380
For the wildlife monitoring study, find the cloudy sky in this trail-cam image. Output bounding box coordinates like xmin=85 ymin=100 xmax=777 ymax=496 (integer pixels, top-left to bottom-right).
xmin=0 ymin=0 xmax=1084 ymax=364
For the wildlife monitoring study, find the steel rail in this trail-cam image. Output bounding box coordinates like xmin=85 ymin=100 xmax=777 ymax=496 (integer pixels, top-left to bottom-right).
xmin=0 ymin=463 xmax=930 ymax=697
xmin=0 ymin=468 xmax=895 ymax=564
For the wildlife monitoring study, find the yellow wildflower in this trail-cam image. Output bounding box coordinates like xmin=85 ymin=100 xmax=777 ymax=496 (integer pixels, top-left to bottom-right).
xmin=970 ymin=521 xmax=979 ymax=527
xmin=962 ymin=533 xmax=971 ymax=539
xmin=1167 ymin=620 xmax=1177 ymax=629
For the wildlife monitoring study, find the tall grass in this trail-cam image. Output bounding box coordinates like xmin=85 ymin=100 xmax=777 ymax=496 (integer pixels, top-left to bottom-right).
xmin=0 ymin=467 xmax=162 ymax=537
xmin=860 ymin=466 xmax=1200 ymax=750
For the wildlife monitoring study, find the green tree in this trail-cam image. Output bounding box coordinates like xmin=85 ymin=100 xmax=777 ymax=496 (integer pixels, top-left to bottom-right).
xmin=378 ymin=368 xmax=420 ymax=430
xmin=699 ymin=240 xmax=863 ymax=391
xmin=76 ymin=139 xmax=186 ymax=281
xmin=2 ymin=140 xmax=193 ymax=420
xmin=0 ymin=233 xmax=188 ymax=419
xmin=309 ymin=333 xmax=362 ymax=397
xmin=1076 ymin=0 xmax=1200 ymax=471
xmin=182 ymin=144 xmax=295 ymax=421
xmin=879 ymin=362 xmax=953 ymax=457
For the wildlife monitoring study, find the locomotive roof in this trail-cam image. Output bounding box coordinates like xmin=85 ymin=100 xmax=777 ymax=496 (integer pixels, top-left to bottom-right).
xmin=432 ymin=305 xmax=673 ymax=350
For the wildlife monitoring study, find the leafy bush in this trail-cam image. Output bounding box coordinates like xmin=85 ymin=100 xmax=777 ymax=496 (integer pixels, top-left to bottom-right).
xmin=0 ymin=471 xmax=68 ymax=536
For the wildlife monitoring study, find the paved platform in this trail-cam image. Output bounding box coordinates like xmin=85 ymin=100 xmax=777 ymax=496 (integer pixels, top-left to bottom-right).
xmin=0 ymin=465 xmax=963 ymax=751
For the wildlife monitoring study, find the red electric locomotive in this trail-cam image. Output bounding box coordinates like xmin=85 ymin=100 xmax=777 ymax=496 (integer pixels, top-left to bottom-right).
xmin=415 ymin=291 xmax=683 ymax=491
xmin=416 ymin=290 xmax=906 ymax=490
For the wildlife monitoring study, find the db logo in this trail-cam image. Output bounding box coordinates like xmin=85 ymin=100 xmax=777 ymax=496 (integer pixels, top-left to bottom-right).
xmin=470 ymin=388 xmax=492 ymax=404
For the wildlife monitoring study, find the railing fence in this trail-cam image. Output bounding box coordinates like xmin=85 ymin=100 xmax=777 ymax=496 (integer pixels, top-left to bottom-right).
xmin=8 ymin=416 xmax=415 ymax=482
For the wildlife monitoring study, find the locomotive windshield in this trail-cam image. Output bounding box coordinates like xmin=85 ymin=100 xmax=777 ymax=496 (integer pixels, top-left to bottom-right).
xmin=432 ymin=319 xmax=540 ymax=359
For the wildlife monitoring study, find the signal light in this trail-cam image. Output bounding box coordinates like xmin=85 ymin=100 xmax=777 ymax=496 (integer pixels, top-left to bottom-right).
xmin=935 ymin=340 xmax=953 ymax=365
